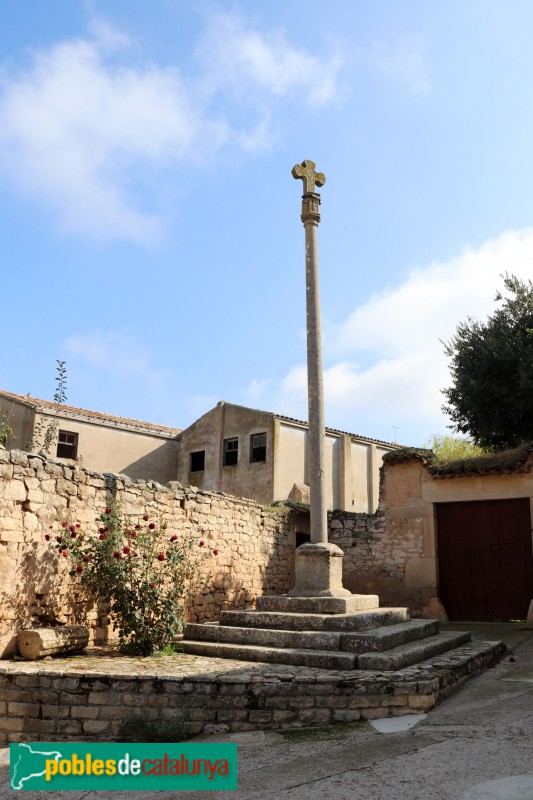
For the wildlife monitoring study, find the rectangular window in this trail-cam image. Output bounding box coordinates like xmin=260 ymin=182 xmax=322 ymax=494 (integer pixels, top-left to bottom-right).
xmin=57 ymin=430 xmax=78 ymax=460
xmin=189 ymin=451 xmax=205 ymax=472
xmin=250 ymin=432 xmax=267 ymax=462
xmin=223 ymin=437 xmax=238 ymax=466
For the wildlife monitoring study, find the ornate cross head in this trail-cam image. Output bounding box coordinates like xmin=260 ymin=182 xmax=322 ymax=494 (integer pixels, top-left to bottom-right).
xmin=292 ymin=160 xmax=326 ymax=194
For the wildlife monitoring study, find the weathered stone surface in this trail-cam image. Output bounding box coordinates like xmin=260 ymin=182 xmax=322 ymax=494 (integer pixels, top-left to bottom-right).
xmin=256 ymin=594 xmax=379 ymax=614
xmin=288 ymin=543 xmax=351 ymax=597
xmin=341 ymin=620 xmax=440 ymax=653
xmin=184 ymin=623 xmax=342 ymax=651
xmin=17 ymin=626 xmax=89 ymax=660
xmin=181 ymin=640 xmax=357 ymax=670
xmin=356 ymin=631 xmax=471 ymax=670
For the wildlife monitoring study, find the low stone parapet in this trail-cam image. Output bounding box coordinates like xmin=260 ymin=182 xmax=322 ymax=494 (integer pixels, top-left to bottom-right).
xmin=0 ymin=641 xmax=504 ymax=743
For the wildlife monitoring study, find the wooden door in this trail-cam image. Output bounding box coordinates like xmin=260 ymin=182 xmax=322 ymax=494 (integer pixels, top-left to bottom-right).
xmin=436 ymin=498 xmax=533 ymax=621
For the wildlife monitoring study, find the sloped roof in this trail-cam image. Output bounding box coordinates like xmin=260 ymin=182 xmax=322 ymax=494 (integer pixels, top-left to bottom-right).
xmin=216 ymin=401 xmax=399 ymax=448
xmin=383 ymin=443 xmax=533 ymax=477
xmin=0 ymin=390 xmax=181 ymax=437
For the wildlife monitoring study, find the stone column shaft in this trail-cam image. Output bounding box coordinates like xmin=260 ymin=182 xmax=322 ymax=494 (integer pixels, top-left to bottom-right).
xmin=302 ymin=195 xmax=328 ymax=545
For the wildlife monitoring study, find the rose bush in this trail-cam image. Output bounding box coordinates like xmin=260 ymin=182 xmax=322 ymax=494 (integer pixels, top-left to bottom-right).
xmin=48 ymin=505 xmax=216 ymax=655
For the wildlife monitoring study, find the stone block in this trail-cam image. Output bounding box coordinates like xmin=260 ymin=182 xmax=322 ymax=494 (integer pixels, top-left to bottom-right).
xmin=408 ymin=695 xmax=436 ymax=710
xmin=42 ymin=705 xmax=69 ymax=719
xmin=82 ymin=720 xmax=110 ymax=734
xmin=298 ymin=708 xmax=331 ymax=725
xmin=71 ymin=705 xmax=100 ymax=719
xmin=332 ymin=709 xmax=361 ymax=723
xmin=404 ymin=557 xmax=437 ymax=590
xmin=25 ymin=718 xmax=57 ymax=734
xmin=0 ymin=717 xmax=24 ymax=732
xmin=360 ymin=708 xmax=388 ymax=720
xmin=7 ymin=702 xmax=40 ymax=718
xmin=4 ymin=482 xmax=26 ymax=502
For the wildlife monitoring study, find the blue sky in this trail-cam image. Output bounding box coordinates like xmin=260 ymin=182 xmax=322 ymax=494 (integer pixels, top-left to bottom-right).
xmin=2 ymin=1 xmax=533 ymax=446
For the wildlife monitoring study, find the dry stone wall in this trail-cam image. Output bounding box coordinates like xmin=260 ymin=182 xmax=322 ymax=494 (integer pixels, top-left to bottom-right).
xmin=328 ymin=503 xmax=425 ymax=611
xmin=0 ymin=449 xmax=292 ymax=658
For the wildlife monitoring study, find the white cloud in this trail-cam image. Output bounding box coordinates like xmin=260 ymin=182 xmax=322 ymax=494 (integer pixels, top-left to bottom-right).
xmin=65 ymin=329 xmax=169 ymax=387
xmin=197 ymin=12 xmax=344 ymax=109
xmin=0 ymin=14 xmax=345 ymax=242
xmin=0 ymin=32 xmax=222 ymax=243
xmin=361 ymin=37 xmax=430 ymax=95
xmin=245 ymin=228 xmax=533 ymax=444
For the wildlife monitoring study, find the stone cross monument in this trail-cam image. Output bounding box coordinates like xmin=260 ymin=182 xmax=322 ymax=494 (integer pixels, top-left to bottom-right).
xmin=290 ymin=160 xmax=350 ymax=601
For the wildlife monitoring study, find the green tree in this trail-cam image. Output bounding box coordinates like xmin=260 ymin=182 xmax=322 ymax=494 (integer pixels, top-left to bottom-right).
xmin=424 ymin=435 xmax=485 ymax=463
xmin=442 ymin=274 xmax=533 ymax=450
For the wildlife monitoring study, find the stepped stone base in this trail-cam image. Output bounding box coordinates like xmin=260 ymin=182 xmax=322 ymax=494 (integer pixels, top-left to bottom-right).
xmin=182 ymin=592 xmax=503 ymax=675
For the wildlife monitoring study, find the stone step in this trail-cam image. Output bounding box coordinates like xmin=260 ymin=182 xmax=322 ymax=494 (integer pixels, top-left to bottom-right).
xmin=180 ymin=640 xmax=357 ymax=670
xmin=341 ymin=619 xmax=440 ymax=653
xmin=256 ymin=594 xmax=380 ymax=614
xmin=219 ymin=607 xmax=410 ymax=633
xmin=356 ymin=631 xmax=472 ymax=670
xmin=184 ymin=622 xmax=342 ymax=651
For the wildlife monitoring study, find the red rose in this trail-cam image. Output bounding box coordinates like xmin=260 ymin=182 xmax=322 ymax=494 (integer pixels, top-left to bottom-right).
xmin=157 ymin=553 xmax=165 ymax=561
xmin=104 ymin=526 xmax=110 ymax=532
xmin=99 ymin=534 xmax=106 ymax=541
xmin=61 ymin=521 xmax=68 ymax=528
xmin=212 ymin=549 xmax=219 ymax=556
xmin=71 ymin=532 xmax=77 ymax=538
xmin=76 ymin=565 xmax=83 ymax=573
xmin=62 ymin=551 xmax=68 ymax=558
xmin=49 ymin=525 xmax=53 ymax=529
xmin=149 ymin=523 xmax=155 ymax=530
xmin=83 ymin=556 xmax=90 ymax=563
xmin=69 ymin=525 xmax=76 ymax=533
xmin=123 ymin=546 xmax=130 ymax=555
xmin=113 ymin=551 xmax=122 ymax=559
xmin=105 ymin=507 xmax=112 ymax=514
xmin=76 ymin=523 xmax=81 ymax=528
xmin=143 ymin=515 xmax=149 ymax=521
xmin=44 ymin=534 xmax=51 ymax=542
xmin=56 ymin=536 xmax=63 ymax=543
xmin=170 ymin=535 xmax=178 ymax=541
xmin=135 ymin=524 xmax=141 ymax=530
xmin=199 ymin=540 xmax=205 ymax=547
xmin=98 ymin=528 xmax=106 ymax=534
xmin=131 ymin=531 xmax=137 ymax=538
xmin=149 ymin=583 xmax=155 ymax=589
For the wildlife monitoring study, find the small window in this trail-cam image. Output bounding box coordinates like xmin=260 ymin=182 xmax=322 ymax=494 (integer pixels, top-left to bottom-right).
xmin=250 ymin=432 xmax=267 ymax=462
xmin=57 ymin=430 xmax=78 ymax=460
xmin=189 ymin=451 xmax=205 ymax=472
xmin=223 ymin=438 xmax=238 ymax=466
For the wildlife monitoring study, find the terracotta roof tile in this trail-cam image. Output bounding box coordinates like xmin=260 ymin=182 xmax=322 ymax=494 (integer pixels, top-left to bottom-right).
xmin=0 ymin=390 xmax=181 ymax=437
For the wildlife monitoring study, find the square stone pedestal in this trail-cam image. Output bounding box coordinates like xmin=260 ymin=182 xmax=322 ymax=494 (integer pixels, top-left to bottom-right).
xmin=288 ymin=542 xmax=350 ymax=598
xmin=255 ymin=542 xmax=380 ymax=614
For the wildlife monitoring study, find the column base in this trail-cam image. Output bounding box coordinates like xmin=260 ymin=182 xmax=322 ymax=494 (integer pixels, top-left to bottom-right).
xmin=288 ymin=542 xmax=351 ymax=598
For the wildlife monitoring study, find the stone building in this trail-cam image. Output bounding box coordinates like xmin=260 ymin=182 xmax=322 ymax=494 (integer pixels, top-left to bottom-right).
xmin=176 ymin=401 xmax=397 ymax=512
xmin=376 ymin=446 xmax=533 ymax=620
xmin=0 ymin=390 xmax=180 ymax=485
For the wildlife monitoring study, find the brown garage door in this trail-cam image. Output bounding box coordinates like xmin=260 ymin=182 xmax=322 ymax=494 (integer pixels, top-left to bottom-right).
xmin=436 ymin=498 xmax=533 ymax=621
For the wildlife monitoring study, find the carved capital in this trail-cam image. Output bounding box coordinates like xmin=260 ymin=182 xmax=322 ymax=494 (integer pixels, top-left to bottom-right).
xmin=301 ymin=193 xmax=321 ymax=224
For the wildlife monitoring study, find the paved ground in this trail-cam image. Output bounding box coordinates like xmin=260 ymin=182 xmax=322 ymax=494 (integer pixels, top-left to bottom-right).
xmin=1 ymin=623 xmax=532 ymax=800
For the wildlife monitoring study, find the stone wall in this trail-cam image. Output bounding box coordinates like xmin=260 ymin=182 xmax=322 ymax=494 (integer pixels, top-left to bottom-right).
xmin=0 ymin=641 xmax=504 ymax=743
xmin=328 ymin=505 xmax=425 ymax=610
xmin=0 ymin=449 xmax=292 ymax=658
